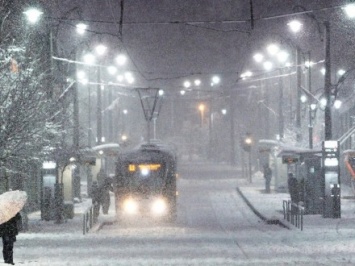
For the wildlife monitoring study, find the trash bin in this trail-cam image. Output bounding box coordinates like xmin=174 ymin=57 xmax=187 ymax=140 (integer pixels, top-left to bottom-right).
xmin=42 ymin=187 xmax=52 ymax=221
xmin=64 ymin=201 xmax=74 ymax=219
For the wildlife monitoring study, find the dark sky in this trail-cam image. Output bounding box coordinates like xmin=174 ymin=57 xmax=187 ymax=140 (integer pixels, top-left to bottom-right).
xmin=48 ymin=0 xmax=355 ymax=146
xmin=57 ymin=0 xmax=354 ymax=93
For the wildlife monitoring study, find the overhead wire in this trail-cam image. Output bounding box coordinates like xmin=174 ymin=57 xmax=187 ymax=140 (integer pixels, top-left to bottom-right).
xmin=50 ymin=3 xmax=345 ymax=28
xmin=53 ymin=2 xmax=345 ymax=84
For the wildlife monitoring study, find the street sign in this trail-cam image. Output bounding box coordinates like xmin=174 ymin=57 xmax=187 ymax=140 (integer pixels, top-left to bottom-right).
xmin=282 ymin=155 xmax=299 ymax=164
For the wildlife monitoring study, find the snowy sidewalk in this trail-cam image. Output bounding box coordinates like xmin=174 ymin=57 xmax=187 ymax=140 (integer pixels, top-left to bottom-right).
xmin=27 ymin=193 xmax=116 ymax=235
xmin=237 ymin=175 xmax=355 ymax=231
xmin=26 ymin=175 xmax=355 ymax=235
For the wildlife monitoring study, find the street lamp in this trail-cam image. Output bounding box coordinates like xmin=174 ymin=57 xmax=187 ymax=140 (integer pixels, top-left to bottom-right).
xmin=253 ymin=53 xmax=264 ymax=63
xmin=211 ymin=75 xmax=220 ymax=86
xmin=242 ymin=133 xmax=253 ymax=183
xmin=198 ymin=103 xmax=205 ymax=127
xmin=287 ymin=16 xmax=332 ymax=140
xmin=344 ymin=3 xmax=355 ymax=18
xmin=24 ymin=7 xmax=65 ymax=223
xmin=23 ymin=8 xmax=43 ymax=24
xmin=76 ymin=23 xmax=88 ymax=35
xmin=287 ymin=20 xmax=303 ymax=33
xmin=93 ymin=44 xmax=107 ymax=145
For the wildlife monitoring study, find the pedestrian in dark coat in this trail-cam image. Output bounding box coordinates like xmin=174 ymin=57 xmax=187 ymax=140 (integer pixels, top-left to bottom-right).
xmin=90 ymin=181 xmax=101 ymax=219
xmin=0 ymin=212 xmax=21 ymax=265
xmin=288 ymin=173 xmax=299 ymax=203
xmin=100 ymin=177 xmax=113 ymax=215
xmin=263 ymin=165 xmax=272 ymax=193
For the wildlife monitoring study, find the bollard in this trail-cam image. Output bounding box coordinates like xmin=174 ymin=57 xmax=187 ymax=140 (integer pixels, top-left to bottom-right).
xmin=83 ymin=205 xmax=97 ymax=235
xmin=283 ymin=200 xmax=304 ymax=230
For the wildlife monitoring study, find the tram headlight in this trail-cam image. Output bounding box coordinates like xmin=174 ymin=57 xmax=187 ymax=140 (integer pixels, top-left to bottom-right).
xmin=140 ymin=167 xmax=150 ymax=176
xmin=122 ymin=198 xmax=138 ymax=214
xmin=151 ymin=198 xmax=167 ymax=216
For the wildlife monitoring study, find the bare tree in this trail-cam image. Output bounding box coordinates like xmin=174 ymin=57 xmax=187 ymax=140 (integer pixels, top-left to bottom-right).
xmin=0 ymin=1 xmax=64 ymax=182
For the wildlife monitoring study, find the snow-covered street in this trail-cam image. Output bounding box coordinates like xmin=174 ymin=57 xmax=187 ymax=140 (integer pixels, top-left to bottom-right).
xmin=11 ymin=162 xmax=355 ymax=265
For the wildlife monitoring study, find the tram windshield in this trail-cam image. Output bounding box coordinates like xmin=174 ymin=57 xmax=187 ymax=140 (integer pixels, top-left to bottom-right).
xmin=124 ymin=162 xmax=165 ymax=194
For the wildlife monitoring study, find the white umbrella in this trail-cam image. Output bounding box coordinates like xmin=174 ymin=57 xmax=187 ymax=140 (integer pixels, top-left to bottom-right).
xmin=0 ymin=190 xmax=27 ymax=225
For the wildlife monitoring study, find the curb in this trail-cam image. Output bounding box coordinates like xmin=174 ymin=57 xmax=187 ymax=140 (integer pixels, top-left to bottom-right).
xmin=236 ymin=187 xmax=290 ymax=229
xmin=89 ymin=219 xmax=116 ymax=233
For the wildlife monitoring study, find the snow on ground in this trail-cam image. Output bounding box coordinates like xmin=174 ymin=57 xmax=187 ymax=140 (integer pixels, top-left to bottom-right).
xmin=8 ymin=166 xmax=355 ymax=265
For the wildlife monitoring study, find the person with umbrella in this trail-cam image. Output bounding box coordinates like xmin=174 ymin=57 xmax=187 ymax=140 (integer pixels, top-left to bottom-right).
xmin=0 ymin=190 xmax=27 ymax=265
xmin=0 ymin=212 xmax=21 ymax=265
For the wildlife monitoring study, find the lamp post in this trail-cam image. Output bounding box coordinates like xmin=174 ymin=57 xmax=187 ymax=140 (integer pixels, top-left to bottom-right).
xmin=308 ymin=103 xmax=317 ymax=149
xmin=94 ymin=44 xmax=107 ymax=145
xmin=323 ymin=21 xmax=332 ymax=140
xmin=24 ymin=7 xmax=66 ymax=223
xmin=242 ymin=133 xmax=253 ymax=183
xmin=253 ymin=44 xmax=290 ymax=140
xmin=288 ymin=17 xmax=332 ymax=141
xmin=83 ymin=47 xmax=128 ymax=145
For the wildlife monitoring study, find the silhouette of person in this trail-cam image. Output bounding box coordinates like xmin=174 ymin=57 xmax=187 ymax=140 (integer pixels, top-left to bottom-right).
xmin=90 ymin=181 xmax=101 ymax=219
xmin=288 ymin=173 xmax=299 ymax=203
xmin=0 ymin=212 xmax=21 ymax=265
xmin=263 ymin=165 xmax=272 ymax=193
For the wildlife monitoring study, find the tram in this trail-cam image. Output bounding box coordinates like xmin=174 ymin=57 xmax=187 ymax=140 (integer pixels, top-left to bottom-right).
xmin=114 ymin=142 xmax=177 ymax=221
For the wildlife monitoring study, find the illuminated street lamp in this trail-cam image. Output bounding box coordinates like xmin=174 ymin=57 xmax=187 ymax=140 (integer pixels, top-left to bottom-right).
xmin=211 ymin=75 xmax=220 ymax=86
xmin=240 ymin=71 xmax=253 ymax=79
xmin=344 ymin=3 xmax=355 ymax=18
xmin=83 ymin=53 xmax=96 ymax=65
xmin=95 ymin=44 xmax=107 ymax=56
xmin=266 ymin=44 xmax=279 ymax=55
xmin=116 ymin=54 xmax=127 ymax=66
xmin=194 ymin=79 xmax=201 ymax=86
xmin=253 ymin=53 xmax=264 ymax=63
xmin=76 ymin=23 xmax=88 ymax=35
xmin=242 ymin=133 xmax=253 ymax=183
xmin=288 ymin=16 xmax=332 ymax=140
xmin=287 ymin=20 xmax=303 ymax=33
xmin=183 ymin=80 xmax=191 ymax=88
xmin=263 ymin=61 xmax=273 ymax=71
xmin=23 ymin=8 xmax=43 ymax=24
xmin=198 ymin=103 xmax=205 ymax=127
xmin=334 ymin=100 xmax=342 ymax=109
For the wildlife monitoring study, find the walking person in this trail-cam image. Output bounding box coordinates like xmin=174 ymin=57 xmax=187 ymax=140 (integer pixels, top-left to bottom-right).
xmin=288 ymin=173 xmax=299 ymax=216
xmin=263 ymin=164 xmax=272 ymax=193
xmin=287 ymin=173 xmax=299 ymax=203
xmin=100 ymin=177 xmax=113 ymax=215
xmin=90 ymin=181 xmax=101 ymax=219
xmin=0 ymin=212 xmax=21 ymax=265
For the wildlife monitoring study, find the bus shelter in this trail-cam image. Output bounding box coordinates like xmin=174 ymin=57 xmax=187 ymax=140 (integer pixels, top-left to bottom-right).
xmin=278 ymin=148 xmax=323 ymax=215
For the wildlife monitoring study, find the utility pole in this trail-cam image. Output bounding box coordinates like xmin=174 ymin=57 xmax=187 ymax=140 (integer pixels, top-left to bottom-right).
xmin=96 ymin=66 xmax=102 ymax=145
xmin=307 ymin=52 xmax=313 ymax=149
xmin=296 ymin=47 xmax=302 ymax=142
xmin=229 ymin=90 xmax=236 ymax=166
xmin=324 ymin=21 xmax=332 ymax=140
xmin=278 ymin=69 xmax=284 ymax=140
xmin=73 ymin=80 xmax=81 ymax=200
xmin=108 ymin=86 xmax=113 ymax=142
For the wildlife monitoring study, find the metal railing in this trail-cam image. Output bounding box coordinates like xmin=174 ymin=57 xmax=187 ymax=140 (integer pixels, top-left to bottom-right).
xmin=82 ymin=205 xmax=98 ymax=235
xmin=283 ymin=200 xmax=304 ymax=230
